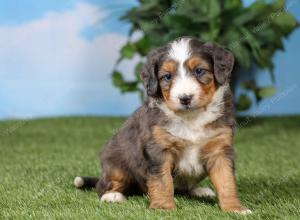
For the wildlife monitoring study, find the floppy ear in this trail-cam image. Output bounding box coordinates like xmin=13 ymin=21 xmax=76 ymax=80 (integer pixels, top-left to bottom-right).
xmin=140 ymin=46 xmax=167 ymax=98
xmin=203 ymin=42 xmax=235 ymax=84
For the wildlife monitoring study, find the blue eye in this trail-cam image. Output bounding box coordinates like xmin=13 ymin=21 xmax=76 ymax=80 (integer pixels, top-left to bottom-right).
xmin=194 ymin=68 xmax=205 ymax=76
xmin=163 ymin=73 xmax=172 ymax=81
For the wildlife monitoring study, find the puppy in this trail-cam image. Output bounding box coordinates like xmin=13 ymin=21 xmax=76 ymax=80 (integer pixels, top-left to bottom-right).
xmin=74 ymin=37 xmax=251 ymax=214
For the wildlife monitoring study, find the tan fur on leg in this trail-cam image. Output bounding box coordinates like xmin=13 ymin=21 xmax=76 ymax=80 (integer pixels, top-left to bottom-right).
xmin=201 ymin=133 xmax=251 ymax=214
xmin=147 ymin=154 xmax=176 ymax=210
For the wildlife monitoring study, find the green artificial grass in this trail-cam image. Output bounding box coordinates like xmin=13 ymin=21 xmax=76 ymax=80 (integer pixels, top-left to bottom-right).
xmin=0 ymin=116 xmax=299 ymax=219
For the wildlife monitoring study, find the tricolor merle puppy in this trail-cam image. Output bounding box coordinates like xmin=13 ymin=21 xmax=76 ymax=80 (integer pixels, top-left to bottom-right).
xmin=74 ymin=37 xmax=251 ymax=214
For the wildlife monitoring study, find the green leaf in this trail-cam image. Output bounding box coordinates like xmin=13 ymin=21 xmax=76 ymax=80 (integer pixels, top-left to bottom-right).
xmin=241 ymin=80 xmax=257 ymax=90
xmin=257 ymin=48 xmax=275 ymax=71
xmin=224 ymin=0 xmax=243 ymax=10
xmin=256 ymin=28 xmax=284 ymax=50
xmin=239 ymin=27 xmax=262 ymax=62
xmin=137 ymin=20 xmax=159 ymax=34
xmin=135 ymin=1 xmax=159 ymax=12
xmin=232 ymin=44 xmax=252 ymax=69
xmin=269 ymin=69 xmax=276 ymax=83
xmin=236 ymin=94 xmax=252 ymax=111
xmin=120 ymin=42 xmax=136 ymax=59
xmin=112 ymin=70 xmax=140 ymax=93
xmin=206 ymin=0 xmax=221 ymax=18
xmin=112 ymin=71 xmax=124 ymax=87
xmin=134 ymin=37 xmax=151 ymax=56
xmin=272 ymin=13 xmax=299 ymax=36
xmin=233 ymin=0 xmax=274 ymax=26
xmin=201 ymin=20 xmax=221 ymax=41
xmin=220 ymin=28 xmax=241 ymax=47
xmin=178 ymin=0 xmax=220 ymax=20
xmin=257 ymin=86 xmax=277 ymax=98
xmin=272 ymin=0 xmax=285 ymax=11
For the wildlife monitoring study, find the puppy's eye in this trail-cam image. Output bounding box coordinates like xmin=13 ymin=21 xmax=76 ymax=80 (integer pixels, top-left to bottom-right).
xmin=194 ymin=68 xmax=206 ymax=77
xmin=162 ymin=73 xmax=172 ymax=81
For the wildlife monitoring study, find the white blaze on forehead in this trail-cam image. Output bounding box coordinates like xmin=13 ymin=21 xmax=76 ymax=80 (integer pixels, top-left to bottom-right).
xmin=168 ymin=38 xmax=191 ymax=66
xmin=168 ymin=38 xmax=201 ymax=103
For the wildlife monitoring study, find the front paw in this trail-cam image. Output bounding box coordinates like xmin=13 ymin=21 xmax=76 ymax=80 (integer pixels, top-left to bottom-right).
xmin=223 ymin=205 xmax=252 ymax=215
xmin=150 ymin=200 xmax=176 ymax=210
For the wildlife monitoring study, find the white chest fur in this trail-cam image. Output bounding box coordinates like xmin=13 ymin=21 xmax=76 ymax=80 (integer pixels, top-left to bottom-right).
xmin=156 ymin=86 xmax=228 ymax=178
xmin=167 ymin=118 xmax=216 ymax=177
xmin=177 ymin=144 xmax=204 ymax=177
xmin=165 ymin=115 xmax=214 ymax=142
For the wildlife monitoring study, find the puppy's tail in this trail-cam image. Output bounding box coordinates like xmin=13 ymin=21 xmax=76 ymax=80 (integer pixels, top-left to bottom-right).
xmin=73 ymin=176 xmax=99 ymax=189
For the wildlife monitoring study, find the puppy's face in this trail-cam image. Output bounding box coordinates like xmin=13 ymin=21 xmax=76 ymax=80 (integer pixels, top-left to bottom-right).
xmin=141 ymin=37 xmax=234 ymax=113
xmin=158 ymin=50 xmax=215 ymax=112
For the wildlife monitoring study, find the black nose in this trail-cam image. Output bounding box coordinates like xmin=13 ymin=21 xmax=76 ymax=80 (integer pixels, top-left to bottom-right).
xmin=179 ymin=95 xmax=193 ymax=106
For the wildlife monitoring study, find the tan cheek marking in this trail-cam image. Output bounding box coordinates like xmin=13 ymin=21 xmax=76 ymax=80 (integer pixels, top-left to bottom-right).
xmin=202 ymin=74 xmax=216 ymax=94
xmin=159 ymin=60 xmax=179 ymax=111
xmin=160 ymin=79 xmax=173 ymax=109
xmin=162 ymin=80 xmax=180 ymax=111
xmin=198 ymin=73 xmax=217 ymax=106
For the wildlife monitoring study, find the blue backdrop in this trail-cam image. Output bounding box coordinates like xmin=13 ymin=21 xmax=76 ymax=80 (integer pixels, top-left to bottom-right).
xmin=0 ymin=0 xmax=299 ymax=119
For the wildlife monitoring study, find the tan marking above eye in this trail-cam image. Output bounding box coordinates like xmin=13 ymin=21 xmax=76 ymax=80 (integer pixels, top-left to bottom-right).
xmin=186 ymin=56 xmax=211 ymax=72
xmin=159 ymin=60 xmax=177 ymax=77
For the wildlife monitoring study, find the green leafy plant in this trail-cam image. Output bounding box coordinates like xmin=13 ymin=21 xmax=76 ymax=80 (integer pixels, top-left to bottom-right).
xmin=112 ymin=0 xmax=298 ymax=110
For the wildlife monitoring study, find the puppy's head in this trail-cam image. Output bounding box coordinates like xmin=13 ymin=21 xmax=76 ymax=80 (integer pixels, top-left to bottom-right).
xmin=141 ymin=37 xmax=234 ymax=112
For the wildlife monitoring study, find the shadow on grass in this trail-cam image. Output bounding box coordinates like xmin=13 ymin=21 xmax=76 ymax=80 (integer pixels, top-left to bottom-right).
xmin=174 ymin=191 xmax=217 ymax=206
